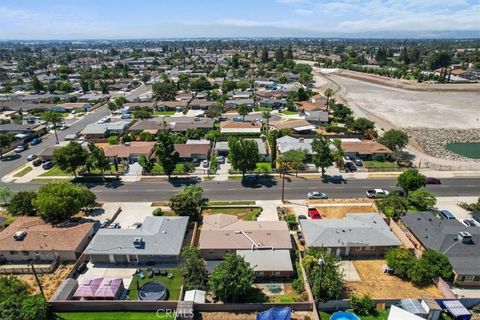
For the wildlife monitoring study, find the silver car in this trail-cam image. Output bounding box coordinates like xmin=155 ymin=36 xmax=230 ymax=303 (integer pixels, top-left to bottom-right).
xmin=307 ymin=191 xmax=328 ymax=199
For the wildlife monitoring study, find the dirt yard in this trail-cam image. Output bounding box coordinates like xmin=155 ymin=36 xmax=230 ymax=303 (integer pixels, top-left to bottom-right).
xmin=311 ymin=203 xmax=378 ymax=220
xmin=199 ymin=311 xmax=314 ymax=320
xmin=344 ymin=259 xmax=444 ymax=299
xmin=18 ymin=263 xmax=74 ymax=299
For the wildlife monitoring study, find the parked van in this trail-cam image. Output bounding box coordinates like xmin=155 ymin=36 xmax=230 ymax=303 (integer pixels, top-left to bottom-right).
xmin=439 ymin=210 xmax=456 ymax=220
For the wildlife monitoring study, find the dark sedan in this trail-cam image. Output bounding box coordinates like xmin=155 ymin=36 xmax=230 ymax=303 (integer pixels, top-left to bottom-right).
xmin=426 ymin=177 xmax=441 ymax=184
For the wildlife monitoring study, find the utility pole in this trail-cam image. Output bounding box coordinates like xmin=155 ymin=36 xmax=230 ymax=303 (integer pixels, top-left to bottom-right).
xmin=29 ymin=261 xmax=46 ymax=300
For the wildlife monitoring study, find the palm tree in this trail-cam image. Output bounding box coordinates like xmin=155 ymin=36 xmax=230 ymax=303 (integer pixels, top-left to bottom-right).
xmin=262 ymin=111 xmax=272 ymax=131
xmin=43 ymin=111 xmax=63 ymax=144
xmin=324 ymin=88 xmax=334 ymax=112
xmin=331 ymin=138 xmax=345 ymax=169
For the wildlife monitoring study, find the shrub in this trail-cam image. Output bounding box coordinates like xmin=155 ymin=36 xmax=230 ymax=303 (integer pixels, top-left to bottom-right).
xmin=292 ymin=278 xmax=305 ymax=294
xmin=152 ymin=208 xmax=163 ymax=216
xmin=108 ymin=136 xmax=119 ymax=145
xmin=286 ymin=214 xmax=298 ymax=230
xmin=351 ymin=294 xmax=376 ymax=316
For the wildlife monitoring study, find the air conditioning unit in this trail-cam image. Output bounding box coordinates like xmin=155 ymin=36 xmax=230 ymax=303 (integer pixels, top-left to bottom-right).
xmin=458 ymin=231 xmax=472 ymax=244
xmin=133 ymin=237 xmax=144 ymax=248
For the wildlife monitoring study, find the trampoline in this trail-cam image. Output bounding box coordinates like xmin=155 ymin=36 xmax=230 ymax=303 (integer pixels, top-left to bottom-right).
xmin=137 ymin=281 xmax=168 ymax=301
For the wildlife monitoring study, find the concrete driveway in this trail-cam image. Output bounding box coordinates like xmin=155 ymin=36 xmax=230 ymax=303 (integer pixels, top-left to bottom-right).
xmin=435 ymin=197 xmax=479 ymax=220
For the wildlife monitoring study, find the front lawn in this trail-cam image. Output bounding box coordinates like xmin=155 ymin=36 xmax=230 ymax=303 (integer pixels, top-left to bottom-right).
xmin=39 ymin=166 xmax=72 ymax=176
xmin=202 ymin=207 xmax=262 ymax=221
xmin=363 ymin=160 xmax=402 ymax=172
xmin=255 ymin=162 xmax=272 ymax=172
xmin=151 ymin=163 xmax=188 ymax=175
xmin=88 ymin=163 xmax=125 ymax=174
xmin=153 ymin=111 xmax=176 ymax=116
xmin=55 ymin=312 xmax=174 ymax=320
xmin=13 ymin=166 xmax=32 ymax=177
xmin=280 ymin=110 xmax=299 ymax=115
xmin=128 ymin=268 xmax=183 ymax=301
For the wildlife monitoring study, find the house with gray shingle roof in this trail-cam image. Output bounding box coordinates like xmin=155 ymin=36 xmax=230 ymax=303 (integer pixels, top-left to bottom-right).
xmin=401 ymin=212 xmax=480 ymax=286
xmin=85 ymin=216 xmax=188 ymax=265
xmin=300 ymin=213 xmax=400 ymax=257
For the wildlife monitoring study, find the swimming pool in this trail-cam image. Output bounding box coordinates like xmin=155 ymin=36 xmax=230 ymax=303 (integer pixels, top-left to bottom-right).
xmin=138 ymin=281 xmax=168 ymax=301
xmin=330 ymin=311 xmax=361 ymax=320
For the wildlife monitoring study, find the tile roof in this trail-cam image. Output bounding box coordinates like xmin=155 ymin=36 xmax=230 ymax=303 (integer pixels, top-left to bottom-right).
xmin=174 ymin=143 xmax=210 ymax=158
xmin=102 ymin=142 xmax=156 ymax=158
xmin=220 ymin=121 xmax=261 ymax=129
xmin=341 ymin=140 xmax=392 ymax=155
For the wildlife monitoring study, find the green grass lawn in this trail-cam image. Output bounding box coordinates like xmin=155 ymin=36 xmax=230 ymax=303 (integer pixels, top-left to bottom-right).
xmin=255 ymin=162 xmax=272 ymax=172
xmin=55 ymin=312 xmax=174 ymax=320
xmin=319 ymin=310 xmax=389 ymax=320
xmin=228 ymin=175 xmax=244 ymax=180
xmin=39 ymin=165 xmax=72 ymax=176
xmin=280 ymin=110 xmax=298 ymax=115
xmin=153 ymin=111 xmax=176 ymax=116
xmin=363 ymin=160 xmax=402 ymax=172
xmin=13 ymin=166 xmax=32 ymax=177
xmin=89 ymin=164 xmax=125 ymax=174
xmin=203 ymin=207 xmax=262 ymax=221
xmin=128 ymin=268 xmax=183 ymax=301
xmin=151 ymin=163 xmax=187 ymax=175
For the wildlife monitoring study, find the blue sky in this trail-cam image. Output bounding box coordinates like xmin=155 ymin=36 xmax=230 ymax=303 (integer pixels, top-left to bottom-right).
xmin=0 ymin=0 xmax=479 ymax=39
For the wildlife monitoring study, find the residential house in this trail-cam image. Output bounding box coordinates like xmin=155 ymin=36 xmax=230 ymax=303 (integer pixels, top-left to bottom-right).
xmin=102 ymin=141 xmax=156 ymax=163
xmin=54 ymin=103 xmax=91 ymax=112
xmin=300 ymin=213 xmax=400 ymax=257
xmin=85 ymin=216 xmax=189 ymax=265
xmin=199 ymin=214 xmax=292 ymax=260
xmin=270 ymin=119 xmax=316 ymax=133
xmin=220 ymin=121 xmax=262 ymax=134
xmin=340 ymin=138 xmax=392 ymax=160
xmin=81 ymin=121 xmax=130 ymax=141
xmin=157 ymin=100 xmax=188 ymax=111
xmin=174 ymin=141 xmax=211 ymax=161
xmin=276 ymin=136 xmax=314 ymax=158
xmin=214 ymin=139 xmax=269 ymax=161
xmin=237 ymin=249 xmax=294 ymax=278
xmin=401 ymin=212 xmax=480 ymax=286
xmin=0 ymin=217 xmax=94 ymax=263
xmin=259 ymin=99 xmax=286 ymax=110
xmin=224 ymin=98 xmax=255 ymax=110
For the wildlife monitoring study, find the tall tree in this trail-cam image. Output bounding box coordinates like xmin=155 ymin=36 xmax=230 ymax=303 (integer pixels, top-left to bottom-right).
xmin=331 ymin=138 xmax=345 ymax=168
xmin=99 ymin=80 xmax=109 ymax=94
xmin=169 ymin=185 xmax=204 ymax=220
xmin=379 ymin=193 xmax=408 ymax=219
xmin=324 ymin=88 xmax=334 ymax=109
xmin=86 ymin=143 xmax=111 ymax=176
xmin=181 ymin=246 xmax=209 ymax=291
xmin=311 ymin=136 xmax=334 ymax=176
xmin=7 ymin=191 xmax=37 ymax=216
xmin=236 ymin=104 xmax=249 ymax=121
xmin=262 ymin=110 xmax=272 ymax=130
xmin=80 ymin=79 xmax=89 ymax=93
xmin=138 ymin=154 xmax=154 ymax=173
xmin=209 ymin=253 xmax=255 ymax=302
xmin=275 ymin=47 xmax=285 ymax=64
xmin=261 ymin=47 xmax=269 ymax=63
xmin=53 ymin=142 xmax=88 ymax=177
xmin=228 ymin=139 xmax=260 ymax=177
xmin=0 ymin=133 xmax=15 ymax=158
xmin=31 ymin=75 xmax=44 ymax=94
xmin=378 ymin=129 xmax=409 ymax=159
xmin=281 ymin=149 xmax=307 ymax=177
xmin=43 ymin=111 xmax=63 ymax=144
xmin=397 ymin=168 xmax=426 ymax=195
xmin=155 ymin=131 xmax=180 ymax=179
xmin=286 ymin=44 xmax=294 ymax=60
xmin=152 ymin=80 xmax=177 ymax=101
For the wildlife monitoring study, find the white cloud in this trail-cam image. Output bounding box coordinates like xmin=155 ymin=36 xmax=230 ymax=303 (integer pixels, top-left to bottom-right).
xmin=293 ymin=8 xmax=314 ymax=15
xmin=216 ymin=19 xmax=266 ymax=27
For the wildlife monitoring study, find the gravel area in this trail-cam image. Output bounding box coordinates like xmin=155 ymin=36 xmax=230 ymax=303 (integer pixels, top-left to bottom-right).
xmin=408 ymin=128 xmax=480 ymax=162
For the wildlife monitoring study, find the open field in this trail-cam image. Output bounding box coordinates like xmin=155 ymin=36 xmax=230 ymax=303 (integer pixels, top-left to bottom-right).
xmin=344 ymin=259 xmax=443 ymax=299
xmin=327 ymin=73 xmax=480 ymax=130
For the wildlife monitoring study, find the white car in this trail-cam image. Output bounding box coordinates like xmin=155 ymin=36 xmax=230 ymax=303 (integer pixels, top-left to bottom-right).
xmin=59 ymin=125 xmax=68 ymax=131
xmin=461 ymin=219 xmax=480 ymax=227
xmin=366 ymin=189 xmax=389 ymax=198
xmin=307 ymin=191 xmax=328 ymax=199
xmin=201 ymin=160 xmax=209 ymax=168
xmin=26 ymin=154 xmax=37 ymax=161
xmin=14 ymin=146 xmax=26 ymax=153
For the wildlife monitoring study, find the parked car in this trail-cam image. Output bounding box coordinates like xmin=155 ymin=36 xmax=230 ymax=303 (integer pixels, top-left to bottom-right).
xmin=353 ymin=158 xmax=363 ymax=166
xmin=201 ymin=160 xmax=209 ymax=168
xmin=297 ymin=215 xmax=307 ymax=221
xmin=30 ymin=138 xmax=42 ymax=145
xmin=42 ymin=161 xmax=53 ymax=170
xmin=439 ymin=210 xmax=456 ymax=220
xmin=32 ymin=159 xmax=43 ymax=167
xmin=426 ymin=177 xmax=442 ymax=184
xmin=26 ymin=154 xmax=37 ymax=161
xmin=344 ymin=162 xmax=357 ymax=172
xmin=1 ymin=154 xmax=21 ymax=161
xmin=59 ymin=125 xmax=68 ymax=130
xmin=217 ymin=156 xmax=225 ymax=164
xmin=297 ymin=230 xmax=305 ymax=245
xmin=121 ymin=113 xmax=132 ymax=119
xmin=461 ymin=219 xmax=478 ymax=227
xmin=100 ymin=219 xmax=110 ymax=228
xmin=14 ymin=145 xmax=26 ymax=153
xmin=308 ymin=208 xmax=321 ymax=220
xmin=307 ymin=191 xmax=328 ymax=199
xmin=366 ymin=189 xmax=389 ymax=198
xmin=192 ymin=159 xmax=200 ymax=167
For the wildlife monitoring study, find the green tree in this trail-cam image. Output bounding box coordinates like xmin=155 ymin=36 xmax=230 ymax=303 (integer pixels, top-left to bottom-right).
xmin=190 ymin=77 xmax=211 ymax=91
xmin=311 ymin=136 xmax=334 ymax=176
xmin=155 ymin=131 xmax=180 ymax=179
xmin=7 ymin=191 xmax=37 ymax=216
xmin=409 ymin=189 xmax=436 ymax=211
xmin=0 ymin=133 xmax=15 ymax=158
xmin=31 ymin=75 xmax=44 ymax=94
xmin=286 ymin=44 xmax=294 ymax=60
xmin=0 ymin=187 xmax=13 ymax=205
xmin=53 ymin=142 xmax=88 ymax=177
xmin=138 ymin=154 xmax=154 ymax=173
xmin=385 ymin=247 xmax=416 ymax=278
xmin=331 ymin=138 xmax=345 ymax=168
xmin=86 ymin=143 xmax=111 ymax=175
xmin=80 ymin=79 xmax=89 ymax=93
xmin=378 ymin=129 xmax=409 ymax=158
xmin=397 ymin=168 xmax=426 ymax=195
xmin=324 ymin=88 xmax=334 ymax=107
xmin=221 ymin=80 xmax=236 ymax=94
xmin=379 ymin=193 xmax=408 ymax=219
xmin=261 ymin=47 xmax=269 ymax=63
xmin=237 ymin=104 xmax=250 ymax=121
xmin=351 ymin=294 xmax=376 ymax=316
xmin=152 ymin=80 xmax=177 ymax=101
xmin=43 ymin=111 xmax=63 ymax=144
xmin=262 ymin=110 xmax=271 ymax=130
xmin=99 ymin=80 xmax=108 ymax=94
xmin=209 ymin=253 xmax=255 ymax=302
xmin=228 ymin=139 xmax=260 ymax=176
xmin=281 ymin=149 xmax=306 ymax=177
xmin=236 ymin=80 xmax=251 ymax=91
xmin=108 ymin=136 xmax=119 ymax=145
xmin=275 ymin=47 xmax=285 ymax=64
xmin=302 ymin=247 xmax=343 ymax=302
xmin=331 ymin=103 xmax=353 ymax=121
xmin=33 ymin=182 xmax=96 ymax=223
xmin=169 ymin=185 xmax=204 ymax=220
xmin=181 ymin=246 xmax=209 ymax=291
xmin=133 ymin=108 xmax=153 ymax=120
xmin=351 ymin=117 xmax=375 ymax=135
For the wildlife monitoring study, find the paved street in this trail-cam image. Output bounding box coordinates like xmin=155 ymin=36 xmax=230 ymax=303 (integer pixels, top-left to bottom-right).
xmin=0 ymin=105 xmax=110 ymax=178
xmin=5 ymin=177 xmax=479 ymax=202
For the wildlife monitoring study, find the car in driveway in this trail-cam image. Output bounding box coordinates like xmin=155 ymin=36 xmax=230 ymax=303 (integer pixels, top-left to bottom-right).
xmin=201 ymin=160 xmax=209 ymax=168
xmin=297 ymin=214 xmax=307 ymax=221
xmin=353 ymin=158 xmax=363 ymax=166
xmin=307 ymin=191 xmax=328 ymax=199
xmin=131 ymin=222 xmax=142 ymax=229
xmin=308 ymin=208 xmax=321 ymax=219
xmin=461 ymin=219 xmax=478 ymax=227
xmin=439 ymin=210 xmax=456 ymax=220
xmin=42 ymin=161 xmax=53 ymax=170
xmin=30 ymin=138 xmax=42 ymax=145
xmin=217 ymin=156 xmax=225 ymax=164
xmin=26 ymin=154 xmax=37 ymax=161
xmin=366 ymin=189 xmax=389 ymax=198
xmin=32 ymin=159 xmax=43 ymax=167
xmin=14 ymin=145 xmax=26 ymax=153
xmin=426 ymin=177 xmax=442 ymax=184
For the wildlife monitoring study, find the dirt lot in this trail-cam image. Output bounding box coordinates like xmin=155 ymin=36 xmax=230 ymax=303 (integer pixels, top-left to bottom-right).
xmin=344 ymin=259 xmax=443 ymax=299
xmin=313 ymin=204 xmax=378 ymax=220
xmin=199 ymin=311 xmax=314 ymax=320
xmin=18 ymin=263 xmax=74 ymax=299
